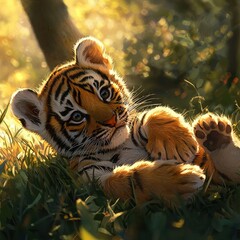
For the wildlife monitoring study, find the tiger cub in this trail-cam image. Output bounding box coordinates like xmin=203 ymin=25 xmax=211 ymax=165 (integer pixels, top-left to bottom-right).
xmin=11 ymin=37 xmax=240 ymax=207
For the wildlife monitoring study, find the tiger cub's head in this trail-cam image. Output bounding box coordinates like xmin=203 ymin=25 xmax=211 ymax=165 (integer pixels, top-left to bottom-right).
xmin=11 ymin=37 xmax=132 ymax=157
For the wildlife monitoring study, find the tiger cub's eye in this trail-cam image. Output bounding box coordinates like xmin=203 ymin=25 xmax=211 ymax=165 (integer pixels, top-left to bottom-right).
xmin=71 ymin=111 xmax=85 ymax=123
xmin=100 ymin=87 xmax=111 ymax=101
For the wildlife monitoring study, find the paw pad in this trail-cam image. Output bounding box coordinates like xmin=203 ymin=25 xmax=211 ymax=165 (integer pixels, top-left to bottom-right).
xmin=193 ymin=114 xmax=232 ymax=152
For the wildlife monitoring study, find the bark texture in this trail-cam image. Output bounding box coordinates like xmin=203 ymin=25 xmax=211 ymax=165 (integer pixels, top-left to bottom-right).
xmin=227 ymin=0 xmax=240 ymax=88
xmin=20 ymin=0 xmax=83 ymax=70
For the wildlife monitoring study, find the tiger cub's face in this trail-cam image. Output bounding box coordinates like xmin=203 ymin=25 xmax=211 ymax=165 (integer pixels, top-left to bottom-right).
xmin=11 ymin=37 xmax=132 ymax=157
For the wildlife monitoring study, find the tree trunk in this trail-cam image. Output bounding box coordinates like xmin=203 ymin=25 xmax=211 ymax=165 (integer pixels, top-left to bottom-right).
xmin=20 ymin=0 xmax=83 ymax=70
xmin=227 ymin=0 xmax=240 ymax=88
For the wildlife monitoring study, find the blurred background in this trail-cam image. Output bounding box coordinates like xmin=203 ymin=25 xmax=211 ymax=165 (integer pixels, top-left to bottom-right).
xmin=0 ymin=0 xmax=239 ymax=116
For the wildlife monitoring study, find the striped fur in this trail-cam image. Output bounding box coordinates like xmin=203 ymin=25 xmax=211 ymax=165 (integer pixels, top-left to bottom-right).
xmin=11 ymin=37 xmax=240 ymax=207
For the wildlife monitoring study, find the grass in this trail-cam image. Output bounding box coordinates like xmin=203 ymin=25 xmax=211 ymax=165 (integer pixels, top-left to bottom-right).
xmin=0 ymin=106 xmax=240 ymax=240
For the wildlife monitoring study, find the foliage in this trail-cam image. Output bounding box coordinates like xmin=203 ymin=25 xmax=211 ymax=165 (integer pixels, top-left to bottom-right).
xmin=123 ymin=0 xmax=240 ymax=112
xmin=0 ymin=105 xmax=240 ymax=240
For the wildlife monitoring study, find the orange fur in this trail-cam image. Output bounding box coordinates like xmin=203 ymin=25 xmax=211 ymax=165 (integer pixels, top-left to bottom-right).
xmin=83 ymin=44 xmax=110 ymax=67
xmin=102 ymin=160 xmax=205 ymax=208
xmin=193 ymin=147 xmax=220 ymax=182
xmin=80 ymin=90 xmax=114 ymax=122
xmin=144 ymin=107 xmax=198 ymax=161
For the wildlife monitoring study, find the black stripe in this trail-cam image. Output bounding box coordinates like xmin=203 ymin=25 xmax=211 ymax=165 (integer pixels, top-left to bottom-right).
xmin=78 ymin=165 xmax=113 ymax=175
xmin=138 ymin=128 xmax=147 ymax=143
xmin=163 ymin=140 xmax=168 ymax=159
xmin=176 ymin=145 xmax=186 ymax=162
xmin=60 ymin=66 xmax=80 ymax=77
xmin=82 ymin=152 xmax=96 ymax=157
xmin=120 ymin=110 xmax=128 ymax=120
xmin=43 ymin=73 xmax=62 ymax=96
xmin=69 ymin=144 xmax=84 ymax=154
xmin=91 ymin=128 xmax=105 ymax=138
xmin=200 ymin=153 xmax=208 ymax=168
xmin=72 ymin=129 xmax=84 ymax=137
xmin=65 ymin=121 xmax=84 ymax=129
xmin=99 ymin=80 xmax=105 ymax=87
xmin=72 ymin=88 xmax=81 ymax=106
xmin=60 ymin=88 xmax=70 ymax=104
xmin=60 ymin=107 xmax=73 ymax=117
xmin=51 ymin=65 xmax=78 ymax=77
xmin=116 ymin=96 xmax=122 ymax=102
xmin=61 ymin=126 xmax=75 ymax=144
xmin=55 ymin=78 xmax=65 ymax=100
xmin=182 ymin=139 xmax=196 ymax=154
xmin=81 ymin=157 xmax=101 ymax=162
xmin=131 ymin=128 xmax=140 ymax=147
xmin=162 ymin=120 xmax=176 ymax=125
xmin=64 ymin=66 xmax=81 ymax=73
xmin=80 ymin=76 xmax=94 ymax=83
xmin=81 ymin=136 xmax=89 ymax=145
xmin=140 ymin=112 xmax=147 ymax=126
xmin=66 ymin=100 xmax=73 ymax=107
xmin=95 ymin=70 xmax=109 ymax=81
xmin=93 ymin=80 xmax=100 ymax=89
xmin=110 ymin=154 xmax=120 ymax=163
xmin=130 ymin=119 xmax=140 ymax=147
xmin=111 ymin=89 xmax=117 ymax=100
xmin=81 ymin=84 xmax=95 ymax=94
xmin=133 ymin=171 xmax=144 ymax=191
xmin=97 ymin=147 xmax=119 ymax=154
xmin=68 ymin=70 xmax=86 ymax=80
xmin=94 ymin=130 xmax=108 ymax=139
xmin=46 ymin=121 xmax=71 ymax=152
xmin=52 ymin=112 xmax=76 ymax=144
xmin=138 ymin=112 xmax=148 ymax=143
xmin=128 ymin=176 xmax=135 ymax=198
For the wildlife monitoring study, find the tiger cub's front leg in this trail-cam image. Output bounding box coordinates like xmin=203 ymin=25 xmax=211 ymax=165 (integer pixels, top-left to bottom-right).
xmin=135 ymin=107 xmax=198 ymax=162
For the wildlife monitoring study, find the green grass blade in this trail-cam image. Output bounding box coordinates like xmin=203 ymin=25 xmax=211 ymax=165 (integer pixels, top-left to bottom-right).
xmin=0 ymin=160 xmax=7 ymax=174
xmin=0 ymin=102 xmax=9 ymax=124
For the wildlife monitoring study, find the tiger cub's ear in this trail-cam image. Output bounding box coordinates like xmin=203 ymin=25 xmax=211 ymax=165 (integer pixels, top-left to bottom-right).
xmin=75 ymin=36 xmax=112 ymax=74
xmin=11 ymin=89 xmax=43 ymax=133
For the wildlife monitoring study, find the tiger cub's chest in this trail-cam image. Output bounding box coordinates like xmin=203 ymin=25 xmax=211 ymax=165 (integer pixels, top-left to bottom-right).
xmin=75 ymin=133 xmax=149 ymax=173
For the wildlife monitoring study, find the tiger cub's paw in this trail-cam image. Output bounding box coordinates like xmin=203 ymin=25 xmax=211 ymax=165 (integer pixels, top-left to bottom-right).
xmin=193 ymin=113 xmax=232 ymax=153
xmin=143 ymin=107 xmax=198 ymax=162
xmin=169 ymin=163 xmax=205 ymax=203
xmin=100 ymin=160 xmax=205 ymax=208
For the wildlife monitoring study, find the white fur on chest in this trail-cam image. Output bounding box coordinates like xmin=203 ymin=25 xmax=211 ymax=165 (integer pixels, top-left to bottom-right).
xmin=117 ymin=138 xmax=149 ymax=165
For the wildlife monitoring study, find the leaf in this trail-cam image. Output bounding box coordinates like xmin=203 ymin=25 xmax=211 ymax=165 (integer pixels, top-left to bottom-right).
xmin=76 ymin=199 xmax=99 ymax=232
xmin=80 ymin=227 xmax=99 ymax=240
xmin=85 ymin=196 xmax=101 ymax=212
xmin=0 ymin=200 xmax=13 ymax=226
xmin=23 ymin=193 xmax=42 ymax=215
xmin=211 ymin=217 xmax=232 ymax=232
xmin=149 ymin=212 xmax=167 ymax=232
xmin=19 ymin=170 xmax=28 ymax=183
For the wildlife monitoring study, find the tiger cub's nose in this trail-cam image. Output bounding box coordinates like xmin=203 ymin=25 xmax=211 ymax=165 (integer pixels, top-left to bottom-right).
xmin=99 ymin=114 xmax=117 ymax=127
